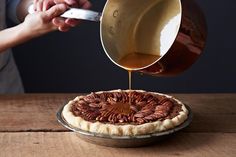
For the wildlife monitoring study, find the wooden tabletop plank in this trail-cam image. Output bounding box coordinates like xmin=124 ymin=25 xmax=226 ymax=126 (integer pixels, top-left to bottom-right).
xmin=0 ymin=94 xmax=78 ymax=132
xmin=0 ymin=132 xmax=235 ymax=157
xmin=172 ymin=94 xmax=236 ymax=133
xmin=0 ymin=94 xmax=235 ymax=132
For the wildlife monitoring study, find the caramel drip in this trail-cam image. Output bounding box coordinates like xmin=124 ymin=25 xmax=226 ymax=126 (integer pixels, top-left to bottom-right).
xmin=118 ymin=53 xmax=160 ymax=90
xmin=128 ymin=70 xmax=132 ymax=90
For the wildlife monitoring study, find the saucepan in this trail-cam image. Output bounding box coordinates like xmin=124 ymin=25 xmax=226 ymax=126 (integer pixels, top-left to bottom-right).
xmin=29 ymin=0 xmax=207 ymax=76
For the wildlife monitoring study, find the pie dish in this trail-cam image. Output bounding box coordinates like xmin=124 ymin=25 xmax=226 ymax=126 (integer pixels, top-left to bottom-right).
xmin=62 ymin=90 xmax=188 ymax=136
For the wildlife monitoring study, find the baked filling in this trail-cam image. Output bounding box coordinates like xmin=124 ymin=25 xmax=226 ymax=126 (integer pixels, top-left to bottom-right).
xmin=62 ymin=90 xmax=188 ymax=136
xmin=71 ymin=91 xmax=182 ymax=125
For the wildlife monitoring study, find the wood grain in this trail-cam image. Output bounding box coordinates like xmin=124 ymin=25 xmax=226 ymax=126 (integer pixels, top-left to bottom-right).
xmin=0 ymin=94 xmax=235 ymax=132
xmin=0 ymin=132 xmax=235 ymax=157
xmin=0 ymin=94 xmax=78 ymax=132
xmin=171 ymin=94 xmax=236 ymax=133
xmin=0 ymin=94 xmax=235 ymax=157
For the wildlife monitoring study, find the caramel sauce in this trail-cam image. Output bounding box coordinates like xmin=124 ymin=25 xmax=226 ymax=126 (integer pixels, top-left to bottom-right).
xmin=118 ymin=53 xmax=160 ymax=90
xmin=110 ymin=102 xmax=131 ymax=115
xmin=119 ymin=53 xmax=160 ymax=70
xmin=128 ymin=70 xmax=132 ymax=90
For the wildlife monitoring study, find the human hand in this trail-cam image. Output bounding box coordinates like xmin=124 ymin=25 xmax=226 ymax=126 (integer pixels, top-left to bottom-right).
xmin=22 ymin=3 xmax=67 ymax=38
xmin=34 ymin=0 xmax=92 ymax=32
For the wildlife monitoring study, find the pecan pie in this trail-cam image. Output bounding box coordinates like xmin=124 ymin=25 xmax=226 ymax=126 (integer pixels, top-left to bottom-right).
xmin=62 ymin=90 xmax=188 ymax=136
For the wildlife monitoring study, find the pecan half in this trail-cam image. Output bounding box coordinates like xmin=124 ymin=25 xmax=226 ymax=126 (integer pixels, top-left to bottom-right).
xmin=71 ymin=91 xmax=182 ymax=125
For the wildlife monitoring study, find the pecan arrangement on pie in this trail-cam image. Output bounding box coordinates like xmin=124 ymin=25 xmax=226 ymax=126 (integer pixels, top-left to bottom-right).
xmin=62 ymin=90 xmax=188 ymax=136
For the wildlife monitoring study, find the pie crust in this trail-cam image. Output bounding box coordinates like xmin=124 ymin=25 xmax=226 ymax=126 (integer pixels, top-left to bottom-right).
xmin=62 ymin=90 xmax=188 ymax=136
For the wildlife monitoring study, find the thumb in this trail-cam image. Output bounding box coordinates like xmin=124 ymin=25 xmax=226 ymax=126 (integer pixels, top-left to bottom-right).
xmin=44 ymin=4 xmax=67 ymax=20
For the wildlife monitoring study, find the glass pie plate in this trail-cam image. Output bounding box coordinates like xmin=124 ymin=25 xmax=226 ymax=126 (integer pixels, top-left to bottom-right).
xmin=57 ymin=104 xmax=192 ymax=148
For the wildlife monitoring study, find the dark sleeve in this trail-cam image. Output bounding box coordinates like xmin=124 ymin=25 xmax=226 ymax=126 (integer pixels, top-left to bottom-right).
xmin=6 ymin=0 xmax=21 ymax=23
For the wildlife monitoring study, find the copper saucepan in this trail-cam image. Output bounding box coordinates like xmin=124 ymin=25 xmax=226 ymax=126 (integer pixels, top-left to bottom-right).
xmin=29 ymin=0 xmax=207 ymax=76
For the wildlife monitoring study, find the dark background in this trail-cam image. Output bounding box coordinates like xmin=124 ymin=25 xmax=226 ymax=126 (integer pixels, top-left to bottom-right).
xmin=12 ymin=0 xmax=236 ymax=93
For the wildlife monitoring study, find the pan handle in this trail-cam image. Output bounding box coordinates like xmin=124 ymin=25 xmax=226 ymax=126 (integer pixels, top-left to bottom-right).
xmin=28 ymin=4 xmax=101 ymax=22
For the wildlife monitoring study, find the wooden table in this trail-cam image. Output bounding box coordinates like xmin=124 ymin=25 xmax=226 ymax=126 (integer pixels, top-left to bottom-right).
xmin=0 ymin=94 xmax=235 ymax=157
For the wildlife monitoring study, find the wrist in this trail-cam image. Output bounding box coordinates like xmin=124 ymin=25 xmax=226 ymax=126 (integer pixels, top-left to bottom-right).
xmin=0 ymin=23 xmax=35 ymax=52
xmin=18 ymin=23 xmax=34 ymax=40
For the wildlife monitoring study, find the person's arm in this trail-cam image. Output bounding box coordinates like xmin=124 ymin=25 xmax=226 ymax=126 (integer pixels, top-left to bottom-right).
xmin=20 ymin=0 xmax=92 ymax=32
xmin=0 ymin=22 xmax=32 ymax=53
xmin=0 ymin=0 xmax=91 ymax=53
xmin=0 ymin=4 xmax=67 ymax=53
xmin=34 ymin=0 xmax=92 ymax=31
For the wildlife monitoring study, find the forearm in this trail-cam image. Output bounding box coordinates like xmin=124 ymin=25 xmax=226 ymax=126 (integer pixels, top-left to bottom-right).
xmin=0 ymin=3 xmax=69 ymax=53
xmin=0 ymin=24 xmax=32 ymax=53
xmin=16 ymin=0 xmax=33 ymax=22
